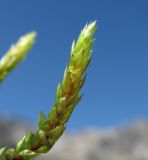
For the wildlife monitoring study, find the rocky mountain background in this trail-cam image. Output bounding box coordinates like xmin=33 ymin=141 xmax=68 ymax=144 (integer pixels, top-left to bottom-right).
xmin=1 ymin=117 xmax=148 ymax=160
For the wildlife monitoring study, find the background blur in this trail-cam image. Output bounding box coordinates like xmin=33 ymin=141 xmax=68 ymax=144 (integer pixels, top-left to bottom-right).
xmin=0 ymin=1 xmax=148 ymax=159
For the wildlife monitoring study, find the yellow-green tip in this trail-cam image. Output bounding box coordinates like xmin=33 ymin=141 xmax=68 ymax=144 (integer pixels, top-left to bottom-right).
xmin=17 ymin=32 xmax=37 ymax=51
xmin=0 ymin=32 xmax=36 ymax=83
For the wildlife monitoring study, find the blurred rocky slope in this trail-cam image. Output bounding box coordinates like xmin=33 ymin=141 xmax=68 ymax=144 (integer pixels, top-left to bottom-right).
xmin=1 ymin=117 xmax=148 ymax=160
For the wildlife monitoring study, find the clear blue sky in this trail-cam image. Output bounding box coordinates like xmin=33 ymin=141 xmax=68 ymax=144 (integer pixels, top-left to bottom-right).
xmin=0 ymin=0 xmax=148 ymax=130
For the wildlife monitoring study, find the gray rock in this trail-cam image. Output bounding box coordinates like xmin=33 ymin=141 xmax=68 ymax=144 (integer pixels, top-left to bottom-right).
xmin=1 ymin=118 xmax=148 ymax=160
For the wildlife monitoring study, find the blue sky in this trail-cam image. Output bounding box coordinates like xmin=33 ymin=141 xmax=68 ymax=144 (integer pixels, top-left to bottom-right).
xmin=0 ymin=0 xmax=148 ymax=130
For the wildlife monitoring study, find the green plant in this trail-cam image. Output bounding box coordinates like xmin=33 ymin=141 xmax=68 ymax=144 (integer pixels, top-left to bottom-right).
xmin=0 ymin=21 xmax=96 ymax=160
